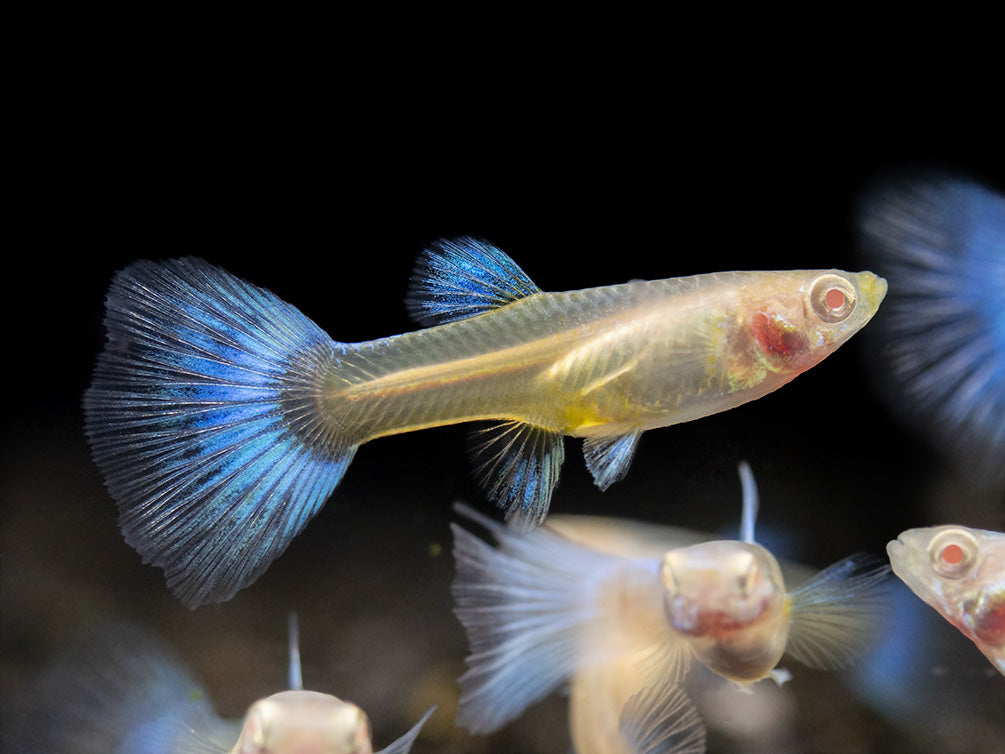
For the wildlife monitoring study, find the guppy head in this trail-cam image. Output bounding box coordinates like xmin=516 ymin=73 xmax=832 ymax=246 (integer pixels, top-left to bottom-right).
xmin=235 ymin=690 xmax=373 ymax=754
xmin=661 ymin=541 xmax=785 ymax=635
xmin=745 ymin=270 xmax=887 ymax=376
xmin=661 ymin=540 xmax=790 ymax=682
xmin=888 ymin=525 xmax=1005 ymax=649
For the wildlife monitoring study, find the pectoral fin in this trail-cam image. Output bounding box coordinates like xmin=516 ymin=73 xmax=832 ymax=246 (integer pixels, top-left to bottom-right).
xmin=471 ymin=421 xmax=565 ymax=531
xmin=786 ymin=554 xmax=892 ymax=670
xmin=619 ymin=682 xmax=707 ymax=754
xmin=376 ymin=705 xmax=436 ymax=754
xmin=583 ymin=431 xmax=642 ymax=491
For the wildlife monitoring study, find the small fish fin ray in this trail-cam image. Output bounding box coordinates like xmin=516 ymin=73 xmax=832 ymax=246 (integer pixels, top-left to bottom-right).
xmin=786 ymin=554 xmax=892 ymax=671
xmin=11 ymin=623 xmax=232 ymax=754
xmin=471 ymin=421 xmax=565 ymax=531
xmin=84 ymin=257 xmax=356 ymax=608
xmin=375 ymin=705 xmax=436 ymax=754
xmin=583 ymin=431 xmax=642 ymax=491
xmin=406 ymin=237 xmax=541 ymax=326
xmin=619 ymin=682 xmax=707 ymax=754
xmin=451 ymin=503 xmax=626 ymax=734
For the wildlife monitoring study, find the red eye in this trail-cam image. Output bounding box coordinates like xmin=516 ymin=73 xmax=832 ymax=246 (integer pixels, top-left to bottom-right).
xmin=928 ymin=528 xmax=979 ymax=578
xmin=825 ymin=287 xmax=846 ymax=310
xmin=940 ymin=543 xmax=965 ymax=565
xmin=809 ymin=274 xmax=856 ymax=322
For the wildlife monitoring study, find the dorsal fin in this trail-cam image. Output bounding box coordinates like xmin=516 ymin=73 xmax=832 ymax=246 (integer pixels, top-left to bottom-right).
xmin=288 ymin=612 xmax=303 ymax=691
xmin=737 ymin=461 xmax=758 ymax=544
xmin=406 ymin=237 xmax=541 ymax=326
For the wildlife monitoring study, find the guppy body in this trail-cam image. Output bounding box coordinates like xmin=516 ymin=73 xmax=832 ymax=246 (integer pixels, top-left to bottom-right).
xmin=84 ymin=239 xmax=885 ymax=606
xmin=328 ymin=272 xmax=869 ymax=439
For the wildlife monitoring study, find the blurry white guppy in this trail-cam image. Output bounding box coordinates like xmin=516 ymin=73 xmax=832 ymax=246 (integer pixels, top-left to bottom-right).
xmin=15 ymin=616 xmax=434 ymax=754
xmin=451 ymin=463 xmax=891 ymax=754
xmin=84 ymin=238 xmax=886 ymax=607
xmin=887 ymin=525 xmax=1005 ymax=675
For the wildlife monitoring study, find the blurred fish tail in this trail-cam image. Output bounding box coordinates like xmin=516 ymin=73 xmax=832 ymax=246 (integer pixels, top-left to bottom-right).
xmin=10 ymin=624 xmax=230 ymax=754
xmin=857 ymin=176 xmax=1005 ymax=482
xmin=450 ymin=503 xmax=625 ymax=734
xmin=84 ymin=258 xmax=356 ymax=608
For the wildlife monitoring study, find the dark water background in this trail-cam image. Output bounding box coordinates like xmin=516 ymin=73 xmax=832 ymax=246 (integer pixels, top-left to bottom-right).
xmin=3 ymin=88 xmax=1003 ymax=753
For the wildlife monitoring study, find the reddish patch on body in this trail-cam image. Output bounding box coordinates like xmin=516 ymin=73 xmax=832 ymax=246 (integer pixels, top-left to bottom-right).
xmin=752 ymin=312 xmax=806 ymax=363
xmin=971 ymin=594 xmax=1005 ymax=644
xmin=684 ymin=607 xmax=763 ymax=637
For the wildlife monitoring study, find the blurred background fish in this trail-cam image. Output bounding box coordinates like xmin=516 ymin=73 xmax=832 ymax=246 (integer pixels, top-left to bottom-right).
xmin=4 ymin=616 xmax=433 ymax=754
xmin=856 ymin=175 xmax=1005 ymax=486
xmin=450 ymin=465 xmax=890 ymax=753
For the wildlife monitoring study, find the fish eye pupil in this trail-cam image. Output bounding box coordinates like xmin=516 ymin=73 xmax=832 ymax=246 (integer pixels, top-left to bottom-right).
xmin=809 ymin=275 xmax=855 ymax=323
xmin=825 ymin=288 xmax=846 ymax=310
xmin=940 ymin=543 xmax=965 ymax=565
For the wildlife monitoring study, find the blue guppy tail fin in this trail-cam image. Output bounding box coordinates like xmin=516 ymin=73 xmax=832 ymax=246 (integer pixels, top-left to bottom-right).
xmin=9 ymin=623 xmax=233 ymax=754
xmin=84 ymin=258 xmax=355 ymax=608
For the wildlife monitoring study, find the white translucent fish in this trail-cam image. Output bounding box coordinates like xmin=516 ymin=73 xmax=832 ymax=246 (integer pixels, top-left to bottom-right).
xmin=451 ymin=464 xmax=890 ymax=753
xmin=11 ymin=618 xmax=434 ymax=754
xmin=887 ymin=524 xmax=1005 ymax=675
xmin=83 ymin=239 xmax=886 ymax=607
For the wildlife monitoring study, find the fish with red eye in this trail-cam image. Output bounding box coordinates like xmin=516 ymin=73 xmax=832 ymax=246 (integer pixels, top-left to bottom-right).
xmin=888 ymin=524 xmax=1005 ymax=675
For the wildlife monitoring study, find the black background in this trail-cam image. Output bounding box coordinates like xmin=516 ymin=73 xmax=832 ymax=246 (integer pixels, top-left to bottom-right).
xmin=4 ymin=45 xmax=1004 ymax=753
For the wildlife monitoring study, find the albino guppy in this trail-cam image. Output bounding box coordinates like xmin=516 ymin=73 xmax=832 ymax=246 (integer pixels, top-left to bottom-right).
xmin=13 ymin=616 xmax=433 ymax=754
xmin=887 ymin=525 xmax=1005 ymax=675
xmin=451 ymin=463 xmax=891 ymax=753
xmin=84 ymin=238 xmax=887 ymax=607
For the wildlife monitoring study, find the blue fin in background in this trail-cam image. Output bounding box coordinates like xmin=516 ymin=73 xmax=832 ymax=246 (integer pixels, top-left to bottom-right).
xmin=583 ymin=431 xmax=642 ymax=491
xmin=6 ymin=623 xmax=233 ymax=754
xmin=856 ymin=175 xmax=1005 ymax=484
xmin=450 ymin=503 xmax=625 ymax=734
xmin=619 ymin=683 xmax=706 ymax=754
xmin=84 ymin=258 xmax=354 ymax=608
xmin=470 ymin=421 xmax=565 ymax=531
xmin=405 ymin=237 xmax=541 ymax=326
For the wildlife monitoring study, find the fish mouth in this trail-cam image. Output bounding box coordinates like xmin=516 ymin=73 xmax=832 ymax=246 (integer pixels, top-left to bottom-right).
xmin=857 ymin=271 xmax=889 ymax=315
xmin=885 ymin=537 xmax=906 ymax=572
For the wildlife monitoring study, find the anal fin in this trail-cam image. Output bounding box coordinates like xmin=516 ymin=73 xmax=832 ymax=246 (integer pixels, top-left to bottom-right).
xmin=471 ymin=421 xmax=565 ymax=531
